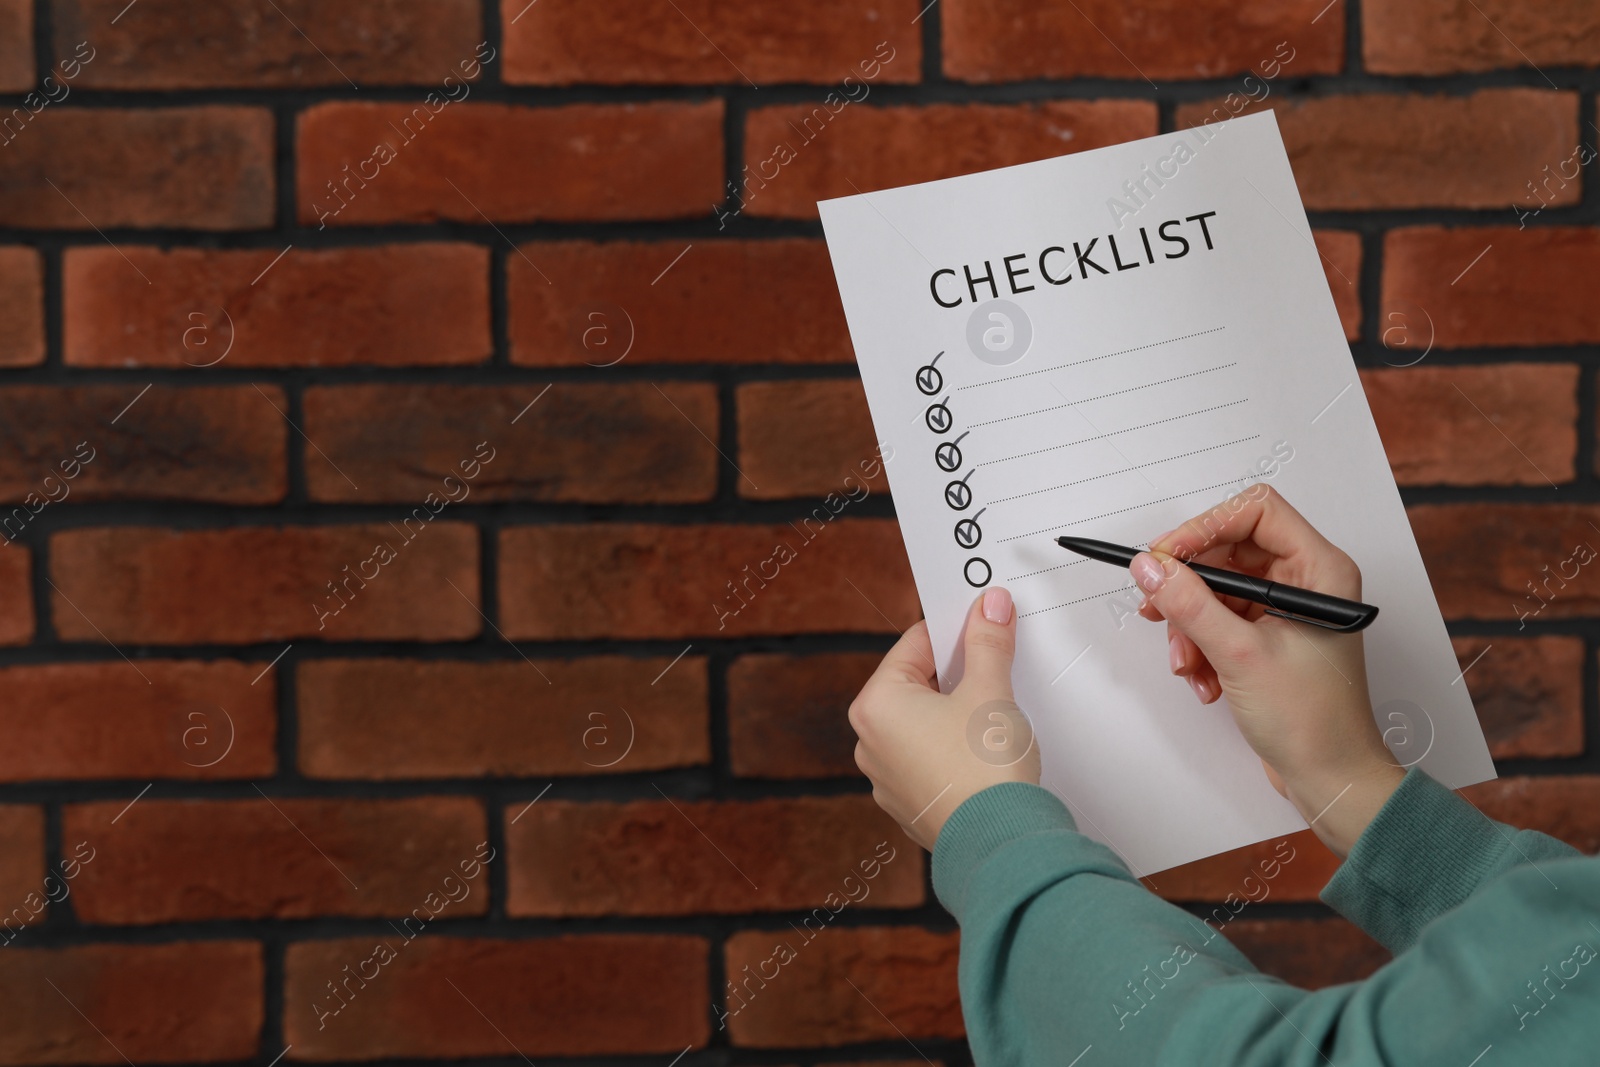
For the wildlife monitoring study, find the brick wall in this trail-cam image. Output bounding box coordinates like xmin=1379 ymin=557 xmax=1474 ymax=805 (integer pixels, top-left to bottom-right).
xmin=0 ymin=0 xmax=1597 ymax=1063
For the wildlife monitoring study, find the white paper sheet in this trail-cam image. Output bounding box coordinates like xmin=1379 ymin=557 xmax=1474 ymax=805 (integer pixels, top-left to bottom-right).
xmin=818 ymin=112 xmax=1495 ymax=876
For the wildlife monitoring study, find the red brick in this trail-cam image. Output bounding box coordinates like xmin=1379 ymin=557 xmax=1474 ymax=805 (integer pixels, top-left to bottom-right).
xmin=66 ymin=796 xmax=485 ymax=924
xmin=1383 ymin=227 xmax=1600 ymax=349
xmin=0 ymin=107 xmax=272 ymax=230
xmin=0 ymin=248 xmax=43 ymax=366
xmin=1410 ymin=505 xmax=1600 ymax=620
xmin=0 ymin=545 xmax=30 ymax=646
xmin=1365 ymin=0 xmax=1600 ymax=75
xmin=284 ymin=935 xmax=708 ymax=1058
xmin=1147 ymin=831 xmax=1336 ymax=903
xmin=507 ymin=796 xmax=919 ymax=916
xmin=1315 ymin=230 xmax=1361 ymax=341
xmin=303 ymin=383 xmax=717 ymax=504
xmin=1463 ymin=775 xmax=1600 ymax=853
xmin=1452 ymin=637 xmax=1584 ymax=759
xmin=0 ymin=0 xmax=30 ymax=91
xmin=503 ymin=0 xmax=919 ymax=85
xmin=0 ymin=661 xmax=275 ymax=782
xmin=509 ymin=239 xmax=851 ymax=365
xmin=0 ymin=807 xmax=46 ymax=931
xmin=724 ymin=926 xmax=960 ymax=1047
xmin=49 ymin=524 xmax=481 ymax=644
xmin=499 ymin=521 xmax=918 ymax=640
xmin=1175 ymin=90 xmax=1577 ymax=210
xmin=943 ymin=0 xmax=1342 ymax=82
xmin=743 ymin=101 xmax=1157 ymax=217
xmin=1223 ymin=919 xmax=1390 ymax=990
xmin=64 ymin=245 xmax=489 ymax=368
xmin=55 ymin=0 xmax=485 ymax=88
xmin=1360 ymin=365 xmax=1578 ymax=486
xmin=297 ymin=101 xmax=721 ymax=225
xmin=298 ymin=656 xmax=709 ymax=779
xmin=728 ymin=652 xmax=878 ymax=778
xmin=0 ymin=942 xmax=261 ymax=1064
xmin=0 ymin=386 xmax=287 ymax=504
xmin=736 ymin=380 xmax=889 ymax=501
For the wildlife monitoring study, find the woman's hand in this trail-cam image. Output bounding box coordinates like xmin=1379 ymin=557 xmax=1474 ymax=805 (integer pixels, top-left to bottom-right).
xmin=1134 ymin=484 xmax=1403 ymax=857
xmin=851 ymin=588 xmax=1040 ymax=851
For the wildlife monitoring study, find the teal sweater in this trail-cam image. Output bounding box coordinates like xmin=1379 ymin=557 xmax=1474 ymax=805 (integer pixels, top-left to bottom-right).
xmin=933 ymin=768 xmax=1596 ymax=1066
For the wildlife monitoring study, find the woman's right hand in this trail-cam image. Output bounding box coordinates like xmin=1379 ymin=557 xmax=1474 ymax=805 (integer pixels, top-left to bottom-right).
xmin=1130 ymin=484 xmax=1403 ymax=858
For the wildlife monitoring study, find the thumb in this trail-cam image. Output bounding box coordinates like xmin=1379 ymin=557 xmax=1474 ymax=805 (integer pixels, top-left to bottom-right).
xmin=1130 ymin=552 xmax=1254 ymax=667
xmin=955 ymin=587 xmax=1017 ymax=700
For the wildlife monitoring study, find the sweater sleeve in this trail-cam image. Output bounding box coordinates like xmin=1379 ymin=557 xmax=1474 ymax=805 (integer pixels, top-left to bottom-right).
xmin=1320 ymin=766 xmax=1580 ymax=952
xmin=933 ymin=781 xmax=1600 ymax=1067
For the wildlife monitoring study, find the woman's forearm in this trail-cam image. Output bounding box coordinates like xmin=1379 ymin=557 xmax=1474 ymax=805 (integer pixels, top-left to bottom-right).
xmin=938 ymin=781 xmax=1600 ymax=1067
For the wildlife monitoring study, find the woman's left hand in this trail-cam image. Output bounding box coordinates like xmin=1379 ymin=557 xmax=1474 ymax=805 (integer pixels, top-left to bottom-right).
xmin=850 ymin=587 xmax=1040 ymax=850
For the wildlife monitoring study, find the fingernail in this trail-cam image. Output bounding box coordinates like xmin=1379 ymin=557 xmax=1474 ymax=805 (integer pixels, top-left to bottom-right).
xmin=1150 ymin=528 xmax=1177 ymax=550
xmin=1188 ymin=675 xmax=1209 ymax=702
xmin=1132 ymin=552 xmax=1166 ymax=593
xmin=982 ymin=587 xmax=1013 ymax=625
xmin=1168 ymin=635 xmax=1184 ymax=673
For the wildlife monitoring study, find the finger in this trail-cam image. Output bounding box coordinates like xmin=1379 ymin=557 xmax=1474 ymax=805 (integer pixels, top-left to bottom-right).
xmin=1187 ymin=663 xmax=1221 ymax=705
xmin=1167 ymin=627 xmax=1203 ymax=678
xmin=1174 ymin=542 xmax=1270 ymax=617
xmin=1132 ymin=551 xmax=1255 ymax=667
xmin=1183 ymin=540 xmax=1274 ymax=577
xmin=954 ymin=587 xmax=1017 ymax=701
xmin=869 ymin=619 xmax=938 ymax=690
xmin=1150 ymin=484 xmax=1337 ymax=566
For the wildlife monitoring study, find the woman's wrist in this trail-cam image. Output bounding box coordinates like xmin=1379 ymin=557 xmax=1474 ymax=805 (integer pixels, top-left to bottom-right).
xmin=1283 ymin=753 xmax=1404 ymax=858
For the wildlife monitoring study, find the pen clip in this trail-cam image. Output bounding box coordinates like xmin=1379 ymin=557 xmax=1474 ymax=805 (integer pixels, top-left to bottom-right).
xmin=1263 ymin=606 xmax=1377 ymax=634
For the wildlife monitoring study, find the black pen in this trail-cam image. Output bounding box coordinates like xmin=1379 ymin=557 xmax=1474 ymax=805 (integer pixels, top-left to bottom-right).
xmin=1055 ymin=536 xmax=1379 ymax=633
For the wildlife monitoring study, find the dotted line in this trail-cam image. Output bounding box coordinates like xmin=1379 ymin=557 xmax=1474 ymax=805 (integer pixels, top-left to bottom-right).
xmin=978 ymin=400 xmax=1248 ymax=467
xmin=957 ymin=327 xmax=1228 ymax=391
xmin=989 ymin=436 xmax=1259 ymax=505
xmin=970 ymin=364 xmax=1237 ymax=428
xmin=1008 ymin=541 xmax=1151 ymax=583
xmin=1009 ymin=558 xmax=1088 ymax=582
xmin=1020 ymin=586 xmax=1131 ymax=619
xmin=997 ymin=479 xmax=1245 ymax=543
